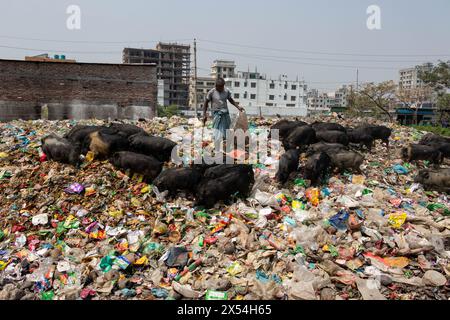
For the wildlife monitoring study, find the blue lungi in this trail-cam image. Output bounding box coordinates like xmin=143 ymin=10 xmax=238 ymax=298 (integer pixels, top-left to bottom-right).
xmin=212 ymin=110 xmax=231 ymax=144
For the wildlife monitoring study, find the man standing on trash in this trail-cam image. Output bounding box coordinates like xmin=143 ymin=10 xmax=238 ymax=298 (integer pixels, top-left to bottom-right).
xmin=203 ymin=77 xmax=244 ymax=150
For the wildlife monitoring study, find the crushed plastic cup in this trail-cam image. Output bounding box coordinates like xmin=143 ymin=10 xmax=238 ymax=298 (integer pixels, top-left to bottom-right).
xmin=32 ymin=214 xmax=48 ymax=226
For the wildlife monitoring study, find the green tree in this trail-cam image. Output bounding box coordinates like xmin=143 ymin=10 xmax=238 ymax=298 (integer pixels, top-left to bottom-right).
xmin=352 ymin=81 xmax=397 ymax=121
xmin=157 ymin=104 xmax=181 ymax=118
xmin=418 ymin=61 xmax=450 ymax=122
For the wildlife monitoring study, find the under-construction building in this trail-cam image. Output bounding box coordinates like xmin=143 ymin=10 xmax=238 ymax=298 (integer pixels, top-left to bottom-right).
xmin=123 ymin=42 xmax=191 ymax=107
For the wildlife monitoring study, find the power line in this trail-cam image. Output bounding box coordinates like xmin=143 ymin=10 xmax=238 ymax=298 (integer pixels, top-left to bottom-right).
xmin=198 ymin=47 xmax=401 ymax=70
xmin=201 ymin=49 xmax=434 ymax=64
xmin=0 ymin=45 xmax=120 ymax=55
xmin=0 ymin=35 xmax=192 ymax=45
xmin=198 ymin=38 xmax=450 ymax=58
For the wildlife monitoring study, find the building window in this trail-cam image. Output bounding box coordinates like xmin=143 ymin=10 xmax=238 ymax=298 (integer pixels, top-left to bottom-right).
xmin=244 ymin=82 xmax=248 ymax=87
xmin=234 ymin=93 xmax=240 ymax=99
xmin=284 ymin=83 xmax=288 ymax=89
xmin=284 ymin=94 xmax=287 ymax=101
xmin=269 ymin=95 xmax=275 ymax=101
xmin=251 ymin=82 xmax=256 ymax=88
xmin=234 ymin=82 xmax=240 ymax=87
xmin=292 ymin=85 xmax=297 ymax=90
xmin=266 ymin=103 xmax=274 ymax=106
xmin=291 ymin=96 xmax=296 ymax=101
xmin=244 ymin=92 xmax=248 ymax=99
xmin=269 ymin=83 xmax=275 ymax=89
xmin=287 ymin=104 xmax=295 ymax=107
xmin=250 ymin=94 xmax=256 ymax=100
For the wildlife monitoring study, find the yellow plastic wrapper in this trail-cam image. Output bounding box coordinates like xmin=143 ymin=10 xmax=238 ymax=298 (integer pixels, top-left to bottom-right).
xmin=306 ymin=188 xmax=320 ymax=206
xmin=346 ymin=258 xmax=364 ymax=270
xmin=0 ymin=152 xmax=8 ymax=159
xmin=388 ymin=212 xmax=407 ymax=229
xmin=292 ymin=200 xmax=305 ymax=211
xmin=134 ymin=255 xmax=149 ymax=266
xmin=352 ymin=175 xmax=366 ymax=185
xmin=85 ymin=151 xmax=95 ymax=162
xmin=0 ymin=259 xmax=12 ymax=271
xmin=109 ymin=210 xmax=124 ymax=219
xmin=153 ymin=223 xmax=168 ymax=236
xmin=84 ymin=187 xmax=96 ymax=197
xmin=141 ymin=185 xmax=151 ymax=194
xmin=131 ymin=197 xmax=141 ymax=207
xmin=132 ymin=174 xmax=144 ymax=183
xmin=226 ymin=262 xmax=243 ymax=276
xmin=383 ymin=256 xmax=410 ymax=268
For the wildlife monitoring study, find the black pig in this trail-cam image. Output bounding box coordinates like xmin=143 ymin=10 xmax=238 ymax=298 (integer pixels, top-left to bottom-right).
xmin=315 ymin=130 xmax=349 ymax=146
xmin=304 ymin=152 xmax=331 ymax=186
xmin=109 ymin=151 xmax=162 ymax=182
xmin=401 ymin=144 xmax=443 ymax=164
xmin=153 ymin=167 xmax=204 ymax=196
xmin=306 ymin=142 xmax=348 ymax=156
xmin=129 ymin=134 xmax=177 ymax=163
xmin=328 ymin=151 xmax=364 ymax=173
xmin=311 ymin=122 xmax=346 ymax=133
xmin=283 ymin=125 xmax=317 ymax=150
xmin=41 ymin=134 xmax=81 ymax=166
xmin=414 ymin=168 xmax=450 ymax=193
xmin=275 ymin=149 xmax=300 ymax=184
xmin=196 ymin=169 xmax=254 ymax=208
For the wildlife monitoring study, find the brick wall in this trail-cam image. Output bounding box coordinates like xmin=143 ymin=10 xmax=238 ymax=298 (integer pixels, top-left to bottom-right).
xmin=0 ymin=59 xmax=157 ymax=121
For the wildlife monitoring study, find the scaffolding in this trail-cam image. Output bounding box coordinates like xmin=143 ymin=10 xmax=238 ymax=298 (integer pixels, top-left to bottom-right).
xmin=123 ymin=42 xmax=191 ymax=107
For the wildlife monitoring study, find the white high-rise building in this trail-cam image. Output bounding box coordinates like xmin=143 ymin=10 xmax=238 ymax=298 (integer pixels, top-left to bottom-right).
xmin=225 ymin=72 xmax=308 ymax=116
xmin=399 ymin=63 xmax=433 ymax=90
xmin=211 ymin=60 xmax=236 ymax=79
xmin=189 ymin=61 xmax=308 ymax=117
xmin=307 ymin=89 xmax=331 ymax=114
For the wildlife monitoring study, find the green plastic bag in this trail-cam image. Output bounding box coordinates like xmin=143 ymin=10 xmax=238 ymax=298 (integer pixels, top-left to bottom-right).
xmin=294 ymin=178 xmax=307 ymax=187
xmin=41 ymin=291 xmax=54 ymax=300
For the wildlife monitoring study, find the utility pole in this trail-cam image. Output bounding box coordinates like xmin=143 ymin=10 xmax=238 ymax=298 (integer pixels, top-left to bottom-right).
xmin=356 ymin=69 xmax=359 ymax=92
xmin=193 ymin=38 xmax=198 ymax=118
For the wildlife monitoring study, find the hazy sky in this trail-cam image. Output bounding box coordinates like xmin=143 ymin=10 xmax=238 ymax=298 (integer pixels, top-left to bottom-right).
xmin=1 ymin=0 xmax=449 ymax=91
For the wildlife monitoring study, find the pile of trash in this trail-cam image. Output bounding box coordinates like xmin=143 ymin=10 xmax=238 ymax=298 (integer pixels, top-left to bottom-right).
xmin=0 ymin=116 xmax=449 ymax=300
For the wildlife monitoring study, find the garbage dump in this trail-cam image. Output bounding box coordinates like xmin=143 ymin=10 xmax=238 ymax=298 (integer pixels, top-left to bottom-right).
xmin=0 ymin=116 xmax=449 ymax=301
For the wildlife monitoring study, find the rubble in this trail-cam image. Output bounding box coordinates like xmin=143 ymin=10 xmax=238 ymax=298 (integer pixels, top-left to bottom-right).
xmin=0 ymin=116 xmax=449 ymax=300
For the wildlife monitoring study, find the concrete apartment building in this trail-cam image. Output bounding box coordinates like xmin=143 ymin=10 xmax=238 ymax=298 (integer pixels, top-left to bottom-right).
xmin=189 ymin=60 xmax=307 ymax=117
xmin=189 ymin=60 xmax=236 ymax=113
xmin=328 ymin=85 xmax=353 ymax=112
xmin=399 ymin=63 xmax=433 ymax=90
xmin=397 ymin=63 xmax=436 ymax=125
xmin=211 ymin=60 xmax=236 ymax=79
xmin=307 ymin=89 xmax=331 ymax=114
xmin=0 ymin=59 xmax=158 ymax=122
xmin=123 ymin=42 xmax=191 ymax=107
xmin=188 ymin=76 xmax=216 ymax=112
xmin=225 ymin=72 xmax=308 ymax=117
xmin=307 ymin=85 xmax=353 ymax=114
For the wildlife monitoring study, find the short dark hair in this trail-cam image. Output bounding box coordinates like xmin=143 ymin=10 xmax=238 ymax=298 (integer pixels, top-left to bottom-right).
xmin=216 ymin=77 xmax=225 ymax=86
